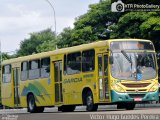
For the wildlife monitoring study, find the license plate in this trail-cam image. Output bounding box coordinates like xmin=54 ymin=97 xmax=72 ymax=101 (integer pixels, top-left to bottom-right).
xmin=134 ymin=98 xmax=142 ymax=101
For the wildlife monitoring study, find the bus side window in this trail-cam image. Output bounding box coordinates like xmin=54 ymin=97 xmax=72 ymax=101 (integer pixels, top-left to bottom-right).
xmin=104 ymin=55 xmax=108 ymax=76
xmin=29 ymin=60 xmax=40 ymax=79
xmin=41 ymin=57 xmax=50 ymax=78
xmin=21 ymin=61 xmax=28 ymax=81
xmin=98 ymin=56 xmax=103 ymax=76
xmin=64 ymin=55 xmax=67 ymax=75
xmin=2 ymin=65 xmax=11 ymax=83
xmin=67 ymin=52 xmax=81 ymax=74
xmin=82 ymin=49 xmax=95 ymax=72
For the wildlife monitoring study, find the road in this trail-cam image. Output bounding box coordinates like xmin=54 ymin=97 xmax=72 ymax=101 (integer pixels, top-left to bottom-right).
xmin=0 ymin=104 xmax=160 ymax=120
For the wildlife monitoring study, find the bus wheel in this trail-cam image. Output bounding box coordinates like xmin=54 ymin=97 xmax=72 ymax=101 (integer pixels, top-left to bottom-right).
xmin=59 ymin=105 xmax=76 ymax=112
xmin=125 ymin=103 xmax=135 ymax=110
xmin=117 ymin=103 xmax=125 ymax=109
xmin=37 ymin=107 xmax=44 ymax=113
xmin=27 ymin=94 xmax=37 ymax=113
xmin=86 ymin=91 xmax=98 ymax=111
xmin=65 ymin=105 xmax=76 ymax=112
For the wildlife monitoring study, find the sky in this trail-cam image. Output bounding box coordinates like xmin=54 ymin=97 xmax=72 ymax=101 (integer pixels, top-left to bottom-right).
xmin=0 ymin=0 xmax=99 ymax=53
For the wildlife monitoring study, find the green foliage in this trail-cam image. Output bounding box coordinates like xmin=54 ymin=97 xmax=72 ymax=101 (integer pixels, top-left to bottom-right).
xmin=110 ymin=12 xmax=160 ymax=51
xmin=110 ymin=12 xmax=150 ymax=38
xmin=14 ymin=0 xmax=160 ymax=55
xmin=140 ymin=12 xmax=160 ymax=51
xmin=36 ymin=30 xmax=57 ymax=52
xmin=55 ymin=1 xmax=160 ymax=51
xmin=73 ymin=0 xmax=122 ymax=39
xmin=57 ymin=27 xmax=73 ymax=48
xmin=17 ymin=28 xmax=57 ymax=56
xmin=2 ymin=53 xmax=11 ymax=60
xmin=140 ymin=12 xmax=160 ymax=35
xmin=58 ymin=0 xmax=123 ymax=48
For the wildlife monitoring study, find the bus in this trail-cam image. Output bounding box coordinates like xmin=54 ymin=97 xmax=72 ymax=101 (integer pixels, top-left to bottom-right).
xmin=1 ymin=39 xmax=159 ymax=113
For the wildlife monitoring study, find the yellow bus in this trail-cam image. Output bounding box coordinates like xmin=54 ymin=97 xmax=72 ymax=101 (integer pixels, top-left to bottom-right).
xmin=1 ymin=39 xmax=159 ymax=113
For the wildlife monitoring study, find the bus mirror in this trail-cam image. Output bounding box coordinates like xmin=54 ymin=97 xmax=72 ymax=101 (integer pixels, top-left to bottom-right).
xmin=109 ymin=56 xmax=114 ymax=64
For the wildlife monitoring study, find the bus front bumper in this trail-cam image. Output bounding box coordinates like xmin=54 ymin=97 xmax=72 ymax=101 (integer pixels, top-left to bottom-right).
xmin=111 ymin=90 xmax=159 ymax=103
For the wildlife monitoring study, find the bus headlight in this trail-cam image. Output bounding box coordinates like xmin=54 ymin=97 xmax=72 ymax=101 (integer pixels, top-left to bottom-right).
xmin=112 ymin=84 xmax=125 ymax=92
xmin=149 ymin=84 xmax=158 ymax=92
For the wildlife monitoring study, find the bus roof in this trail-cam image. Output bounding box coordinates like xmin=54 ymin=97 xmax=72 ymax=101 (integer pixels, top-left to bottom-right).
xmin=2 ymin=39 xmax=152 ymax=65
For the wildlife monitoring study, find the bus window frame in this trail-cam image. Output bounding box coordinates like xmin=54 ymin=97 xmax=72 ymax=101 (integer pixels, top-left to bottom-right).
xmin=21 ymin=61 xmax=29 ymax=81
xmin=40 ymin=57 xmax=50 ymax=78
xmin=82 ymin=49 xmax=95 ymax=73
xmin=66 ymin=52 xmax=82 ymax=75
xmin=28 ymin=59 xmax=41 ymax=80
xmin=2 ymin=64 xmax=12 ymax=83
xmin=63 ymin=49 xmax=96 ymax=75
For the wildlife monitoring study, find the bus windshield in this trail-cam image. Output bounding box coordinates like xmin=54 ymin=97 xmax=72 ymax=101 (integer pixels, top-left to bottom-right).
xmin=111 ymin=52 xmax=156 ymax=80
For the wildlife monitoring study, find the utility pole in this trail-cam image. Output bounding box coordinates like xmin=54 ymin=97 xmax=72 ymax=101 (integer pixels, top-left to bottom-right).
xmin=45 ymin=0 xmax=57 ymax=36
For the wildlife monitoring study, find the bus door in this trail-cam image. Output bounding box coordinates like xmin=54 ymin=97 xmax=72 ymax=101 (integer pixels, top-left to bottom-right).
xmin=13 ymin=67 xmax=20 ymax=106
xmin=98 ymin=54 xmax=109 ymax=101
xmin=54 ymin=61 xmax=63 ymax=104
xmin=1 ymin=65 xmax=14 ymax=107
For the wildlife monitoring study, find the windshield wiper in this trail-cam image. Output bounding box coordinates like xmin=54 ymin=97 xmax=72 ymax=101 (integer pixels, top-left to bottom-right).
xmin=121 ymin=50 xmax=132 ymax=64
xmin=121 ymin=50 xmax=134 ymax=78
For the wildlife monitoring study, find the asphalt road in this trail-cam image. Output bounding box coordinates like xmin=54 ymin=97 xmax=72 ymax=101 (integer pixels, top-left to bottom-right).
xmin=1 ymin=104 xmax=160 ymax=120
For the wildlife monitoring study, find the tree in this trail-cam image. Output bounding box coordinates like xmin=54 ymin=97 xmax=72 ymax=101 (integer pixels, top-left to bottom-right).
xmin=17 ymin=29 xmax=57 ymax=56
xmin=110 ymin=12 xmax=160 ymax=51
xmin=140 ymin=12 xmax=160 ymax=51
xmin=110 ymin=12 xmax=150 ymax=38
xmin=57 ymin=27 xmax=73 ymax=48
xmin=36 ymin=30 xmax=57 ymax=52
xmin=73 ymin=0 xmax=122 ymax=41
xmin=16 ymin=0 xmax=160 ymax=52
xmin=58 ymin=0 xmax=123 ymax=48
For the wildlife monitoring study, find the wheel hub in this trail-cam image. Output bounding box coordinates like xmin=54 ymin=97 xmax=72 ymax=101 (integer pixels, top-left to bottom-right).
xmin=29 ymin=98 xmax=34 ymax=110
xmin=87 ymin=96 xmax=92 ymax=106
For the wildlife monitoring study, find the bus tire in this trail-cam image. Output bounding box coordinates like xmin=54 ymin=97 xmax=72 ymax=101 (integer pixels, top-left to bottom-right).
xmin=125 ymin=103 xmax=135 ymax=110
xmin=67 ymin=105 xmax=75 ymax=112
xmin=27 ymin=94 xmax=37 ymax=113
xmin=117 ymin=103 xmax=125 ymax=109
xmin=59 ymin=105 xmax=76 ymax=112
xmin=37 ymin=107 xmax=44 ymax=113
xmin=86 ymin=91 xmax=98 ymax=111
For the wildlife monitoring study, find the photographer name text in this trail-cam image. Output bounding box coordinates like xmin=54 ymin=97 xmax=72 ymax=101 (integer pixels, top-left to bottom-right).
xmin=90 ymin=114 xmax=160 ymax=120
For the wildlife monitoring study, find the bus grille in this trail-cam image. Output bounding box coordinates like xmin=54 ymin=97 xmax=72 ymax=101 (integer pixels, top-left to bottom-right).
xmin=128 ymin=94 xmax=146 ymax=98
xmin=121 ymin=83 xmax=150 ymax=88
xmin=126 ymin=89 xmax=147 ymax=92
